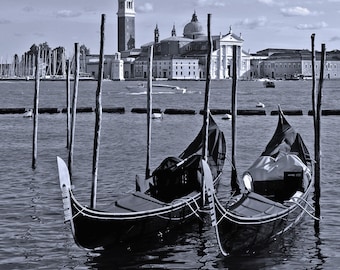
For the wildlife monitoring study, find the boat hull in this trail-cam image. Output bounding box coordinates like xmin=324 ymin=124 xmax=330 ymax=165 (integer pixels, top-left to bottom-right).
xmin=213 ymin=185 xmax=312 ymax=254
xmin=69 ymin=193 xmax=205 ymax=249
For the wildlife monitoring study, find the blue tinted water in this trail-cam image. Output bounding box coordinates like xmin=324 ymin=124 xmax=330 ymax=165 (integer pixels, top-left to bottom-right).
xmin=0 ymin=79 xmax=339 ymax=269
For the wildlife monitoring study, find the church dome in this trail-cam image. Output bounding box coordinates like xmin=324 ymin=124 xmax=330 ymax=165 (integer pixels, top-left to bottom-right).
xmin=183 ymin=12 xmax=204 ymax=39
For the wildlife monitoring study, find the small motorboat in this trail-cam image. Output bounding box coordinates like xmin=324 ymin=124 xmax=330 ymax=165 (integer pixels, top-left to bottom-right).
xmin=23 ymin=109 xmax=33 ymax=118
xmin=264 ymin=81 xmax=275 ymax=88
xmin=222 ymin=113 xmax=232 ymax=120
xmin=152 ymin=112 xmax=163 ymax=119
xmin=256 ymin=102 xmax=265 ymax=108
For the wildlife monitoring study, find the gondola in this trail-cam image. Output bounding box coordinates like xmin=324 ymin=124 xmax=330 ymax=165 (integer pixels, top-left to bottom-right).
xmin=57 ymin=114 xmax=226 ymax=250
xmin=206 ymin=108 xmax=315 ymax=255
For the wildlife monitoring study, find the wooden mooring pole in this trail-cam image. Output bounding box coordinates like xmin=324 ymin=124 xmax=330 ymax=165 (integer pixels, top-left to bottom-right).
xmin=66 ymin=59 xmax=71 ymax=149
xmin=145 ymin=45 xmax=153 ymax=179
xmin=91 ymin=14 xmax=105 ymax=209
xmin=68 ymin=43 xmax=80 ymax=178
xmin=231 ymin=45 xmax=240 ymax=194
xmin=32 ymin=47 xmax=40 ymax=169
xmin=314 ymin=43 xmax=325 ymax=221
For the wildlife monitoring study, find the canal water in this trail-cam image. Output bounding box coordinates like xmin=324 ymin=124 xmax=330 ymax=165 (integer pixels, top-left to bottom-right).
xmin=0 ymin=79 xmax=339 ymax=269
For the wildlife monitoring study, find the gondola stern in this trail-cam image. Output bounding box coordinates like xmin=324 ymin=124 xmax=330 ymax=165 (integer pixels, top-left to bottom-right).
xmin=57 ymin=156 xmax=72 ymax=192
xmin=56 ymin=156 xmax=76 ymax=235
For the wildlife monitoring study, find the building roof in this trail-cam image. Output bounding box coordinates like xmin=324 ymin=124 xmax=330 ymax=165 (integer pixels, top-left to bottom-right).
xmin=183 ymin=11 xmax=204 ymax=39
xmin=161 ymin=36 xmax=193 ymax=42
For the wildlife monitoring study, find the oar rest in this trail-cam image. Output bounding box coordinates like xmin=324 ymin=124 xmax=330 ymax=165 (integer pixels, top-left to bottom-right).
xmin=252 ymin=171 xmax=304 ymax=203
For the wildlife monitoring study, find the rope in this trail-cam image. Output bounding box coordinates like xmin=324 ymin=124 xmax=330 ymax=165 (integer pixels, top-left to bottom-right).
xmin=71 ymin=204 xmax=86 ymax=220
xmin=285 ymin=196 xmax=320 ymax=221
xmin=171 ymin=196 xmax=204 ymax=221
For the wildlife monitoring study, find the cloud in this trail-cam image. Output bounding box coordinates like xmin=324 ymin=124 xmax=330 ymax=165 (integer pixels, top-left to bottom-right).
xmin=56 ymin=10 xmax=82 ymax=18
xmin=197 ymin=0 xmax=225 ymax=7
xmin=330 ymin=36 xmax=340 ymax=41
xmin=0 ymin=19 xmax=10 ymax=24
xmin=136 ymin=3 xmax=153 ymax=13
xmin=296 ymin=21 xmax=328 ymax=30
xmin=258 ymin=0 xmax=284 ymax=6
xmin=22 ymin=6 xmax=34 ymax=13
xmin=235 ymin=16 xmax=268 ymax=29
xmin=258 ymin=0 xmax=274 ymax=5
xmin=34 ymin=32 xmax=45 ymax=37
xmin=281 ymin=6 xmax=317 ymax=16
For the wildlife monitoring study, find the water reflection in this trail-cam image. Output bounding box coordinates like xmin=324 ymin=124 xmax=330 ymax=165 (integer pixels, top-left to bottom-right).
xmin=85 ymin=222 xmax=205 ymax=269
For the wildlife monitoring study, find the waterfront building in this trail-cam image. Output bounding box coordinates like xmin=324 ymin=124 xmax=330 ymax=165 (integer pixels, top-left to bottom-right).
xmin=83 ymin=54 xmax=117 ymax=79
xmin=250 ymin=49 xmax=340 ymax=79
xmin=133 ymin=12 xmax=250 ymax=80
xmin=79 ymin=0 xmax=340 ymax=81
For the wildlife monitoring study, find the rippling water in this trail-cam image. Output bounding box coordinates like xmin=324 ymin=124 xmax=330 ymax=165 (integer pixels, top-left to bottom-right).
xmin=0 ymin=79 xmax=339 ymax=269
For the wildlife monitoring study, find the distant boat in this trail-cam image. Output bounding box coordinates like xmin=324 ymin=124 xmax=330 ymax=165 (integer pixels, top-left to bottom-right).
xmin=285 ymin=75 xmax=300 ymax=81
xmin=264 ymin=81 xmax=275 ymax=88
xmin=153 ymin=84 xmax=187 ymax=94
xmin=222 ymin=113 xmax=232 ymax=120
xmin=126 ymin=83 xmax=186 ymax=93
xmin=256 ymin=102 xmax=265 ymax=108
xmin=152 ymin=112 xmax=163 ymax=119
xmin=23 ymin=109 xmax=33 ymax=118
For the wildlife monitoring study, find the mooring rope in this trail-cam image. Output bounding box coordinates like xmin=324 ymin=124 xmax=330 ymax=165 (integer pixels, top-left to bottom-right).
xmin=285 ymin=196 xmax=320 ymax=221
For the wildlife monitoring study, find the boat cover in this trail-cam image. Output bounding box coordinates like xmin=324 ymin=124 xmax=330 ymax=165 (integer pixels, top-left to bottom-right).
xmin=150 ymin=115 xmax=226 ymax=202
xmin=243 ymin=109 xmax=311 ymax=198
xmin=261 ymin=109 xmax=311 ymax=165
xmin=246 ymin=154 xmax=309 ymax=182
xmin=178 ymin=114 xmax=226 ymax=178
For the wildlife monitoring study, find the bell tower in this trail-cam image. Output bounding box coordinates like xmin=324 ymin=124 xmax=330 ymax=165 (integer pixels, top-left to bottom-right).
xmin=117 ymin=0 xmax=135 ymax=52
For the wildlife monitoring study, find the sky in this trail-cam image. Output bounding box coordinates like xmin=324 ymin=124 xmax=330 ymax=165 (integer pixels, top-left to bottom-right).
xmin=1 ymin=0 xmax=340 ymax=59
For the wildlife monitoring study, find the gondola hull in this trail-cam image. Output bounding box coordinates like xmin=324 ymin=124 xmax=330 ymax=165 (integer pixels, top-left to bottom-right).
xmin=213 ymin=181 xmax=313 ymax=254
xmin=58 ymin=115 xmax=226 ymax=250
xmin=67 ymin=189 xmax=209 ymax=249
xmin=206 ymin=108 xmax=315 ymax=256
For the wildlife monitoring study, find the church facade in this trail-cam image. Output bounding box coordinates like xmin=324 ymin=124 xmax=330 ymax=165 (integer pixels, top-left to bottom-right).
xmin=132 ymin=11 xmax=251 ymax=80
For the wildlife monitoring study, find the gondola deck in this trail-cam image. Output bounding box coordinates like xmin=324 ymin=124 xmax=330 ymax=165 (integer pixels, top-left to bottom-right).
xmin=227 ymin=192 xmax=287 ymax=218
xmin=115 ymin=192 xmax=167 ymax=212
